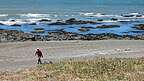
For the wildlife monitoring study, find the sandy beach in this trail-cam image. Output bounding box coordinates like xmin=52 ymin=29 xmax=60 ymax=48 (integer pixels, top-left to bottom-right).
xmin=0 ymin=40 xmax=144 ymax=71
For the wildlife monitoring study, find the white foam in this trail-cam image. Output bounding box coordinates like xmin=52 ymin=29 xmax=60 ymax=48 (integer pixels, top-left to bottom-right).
xmin=0 ymin=19 xmax=34 ymax=25
xmin=80 ymin=12 xmax=122 ymax=18
xmin=99 ymin=20 xmax=118 ymax=23
xmin=54 ymin=14 xmax=58 ymax=17
xmin=0 ymin=17 xmax=55 ymax=26
xmin=80 ymin=12 xmax=94 ymax=16
xmin=117 ymin=19 xmax=136 ymax=22
xmin=19 ymin=13 xmax=50 ymax=18
xmin=0 ymin=21 xmax=17 ymax=25
xmin=0 ymin=14 xmax=8 ymax=17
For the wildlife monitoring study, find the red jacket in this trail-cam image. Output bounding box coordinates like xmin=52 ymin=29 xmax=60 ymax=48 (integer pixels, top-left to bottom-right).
xmin=35 ymin=50 xmax=43 ymax=58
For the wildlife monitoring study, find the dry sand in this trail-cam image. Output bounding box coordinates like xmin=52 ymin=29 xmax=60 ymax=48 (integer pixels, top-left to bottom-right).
xmin=0 ymin=40 xmax=144 ymax=71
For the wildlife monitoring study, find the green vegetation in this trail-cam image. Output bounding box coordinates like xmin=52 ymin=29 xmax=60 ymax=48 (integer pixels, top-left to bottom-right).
xmin=0 ymin=58 xmax=144 ymax=81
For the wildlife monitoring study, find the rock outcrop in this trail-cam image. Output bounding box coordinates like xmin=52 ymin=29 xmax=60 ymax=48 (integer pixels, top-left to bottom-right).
xmin=135 ymin=24 xmax=144 ymax=30
xmin=96 ymin=25 xmax=120 ymax=28
xmin=0 ymin=30 xmax=33 ymax=42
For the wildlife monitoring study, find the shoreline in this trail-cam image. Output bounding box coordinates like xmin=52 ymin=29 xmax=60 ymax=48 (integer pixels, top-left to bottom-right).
xmin=0 ymin=29 xmax=144 ymax=43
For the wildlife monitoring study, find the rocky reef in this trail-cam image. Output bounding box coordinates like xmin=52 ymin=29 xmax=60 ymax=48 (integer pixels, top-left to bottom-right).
xmin=80 ymin=33 xmax=144 ymax=40
xmin=49 ymin=18 xmax=97 ymax=25
xmin=47 ymin=31 xmax=81 ymax=41
xmin=0 ymin=30 xmax=33 ymax=42
xmin=0 ymin=29 xmax=144 ymax=42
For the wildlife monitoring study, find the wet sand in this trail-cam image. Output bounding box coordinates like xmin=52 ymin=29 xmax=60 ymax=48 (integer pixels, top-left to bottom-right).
xmin=0 ymin=40 xmax=144 ymax=71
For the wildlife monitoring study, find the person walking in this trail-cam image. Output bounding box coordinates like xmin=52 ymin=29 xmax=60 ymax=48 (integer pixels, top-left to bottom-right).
xmin=35 ymin=48 xmax=43 ymax=64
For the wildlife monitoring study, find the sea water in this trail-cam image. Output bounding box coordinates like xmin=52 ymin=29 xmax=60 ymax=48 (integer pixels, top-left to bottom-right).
xmin=0 ymin=0 xmax=144 ymax=18
xmin=0 ymin=0 xmax=144 ymax=35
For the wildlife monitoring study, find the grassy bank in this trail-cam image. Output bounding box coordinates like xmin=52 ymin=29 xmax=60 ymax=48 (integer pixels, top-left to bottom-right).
xmin=0 ymin=58 xmax=144 ymax=81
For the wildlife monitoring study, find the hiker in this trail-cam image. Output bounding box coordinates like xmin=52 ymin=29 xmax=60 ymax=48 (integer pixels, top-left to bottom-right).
xmin=35 ymin=48 xmax=43 ymax=64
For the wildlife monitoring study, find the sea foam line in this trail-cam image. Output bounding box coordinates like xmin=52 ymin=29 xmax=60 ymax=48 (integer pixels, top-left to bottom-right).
xmin=0 ymin=14 xmax=8 ymax=17
xmin=19 ymin=13 xmax=50 ymax=18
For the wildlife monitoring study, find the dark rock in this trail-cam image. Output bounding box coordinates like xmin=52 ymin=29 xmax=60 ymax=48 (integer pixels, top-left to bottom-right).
xmin=97 ymin=19 xmax=103 ymax=21
xmin=122 ymin=14 xmax=142 ymax=17
xmin=135 ymin=24 xmax=144 ymax=30
xmin=81 ymin=26 xmax=95 ymax=29
xmin=111 ymin=18 xmax=118 ymax=21
xmin=48 ymin=18 xmax=97 ymax=25
xmin=0 ymin=23 xmax=5 ymax=25
xmin=123 ymin=15 xmax=134 ymax=17
xmin=65 ymin=18 xmax=97 ymax=24
xmin=29 ymin=23 xmax=37 ymax=25
xmin=49 ymin=61 xmax=53 ymax=64
xmin=57 ymin=20 xmax=63 ymax=22
xmin=34 ymin=28 xmax=45 ymax=30
xmin=9 ymin=19 xmax=16 ymax=22
xmin=65 ymin=18 xmax=77 ymax=23
xmin=96 ymin=25 xmax=120 ymax=28
xmin=136 ymin=15 xmax=142 ymax=17
xmin=31 ymin=37 xmax=36 ymax=41
xmin=49 ymin=22 xmax=68 ymax=25
xmin=10 ymin=24 xmax=21 ymax=26
xmin=69 ymin=27 xmax=75 ymax=28
xmin=80 ymin=20 xmax=97 ymax=24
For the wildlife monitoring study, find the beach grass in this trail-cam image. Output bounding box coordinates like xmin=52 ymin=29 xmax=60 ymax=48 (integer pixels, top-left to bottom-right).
xmin=0 ymin=58 xmax=144 ymax=81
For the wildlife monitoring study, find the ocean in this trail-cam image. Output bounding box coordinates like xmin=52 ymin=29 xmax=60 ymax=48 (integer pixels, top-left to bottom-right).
xmin=0 ymin=0 xmax=144 ymax=35
xmin=0 ymin=0 xmax=144 ymax=14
